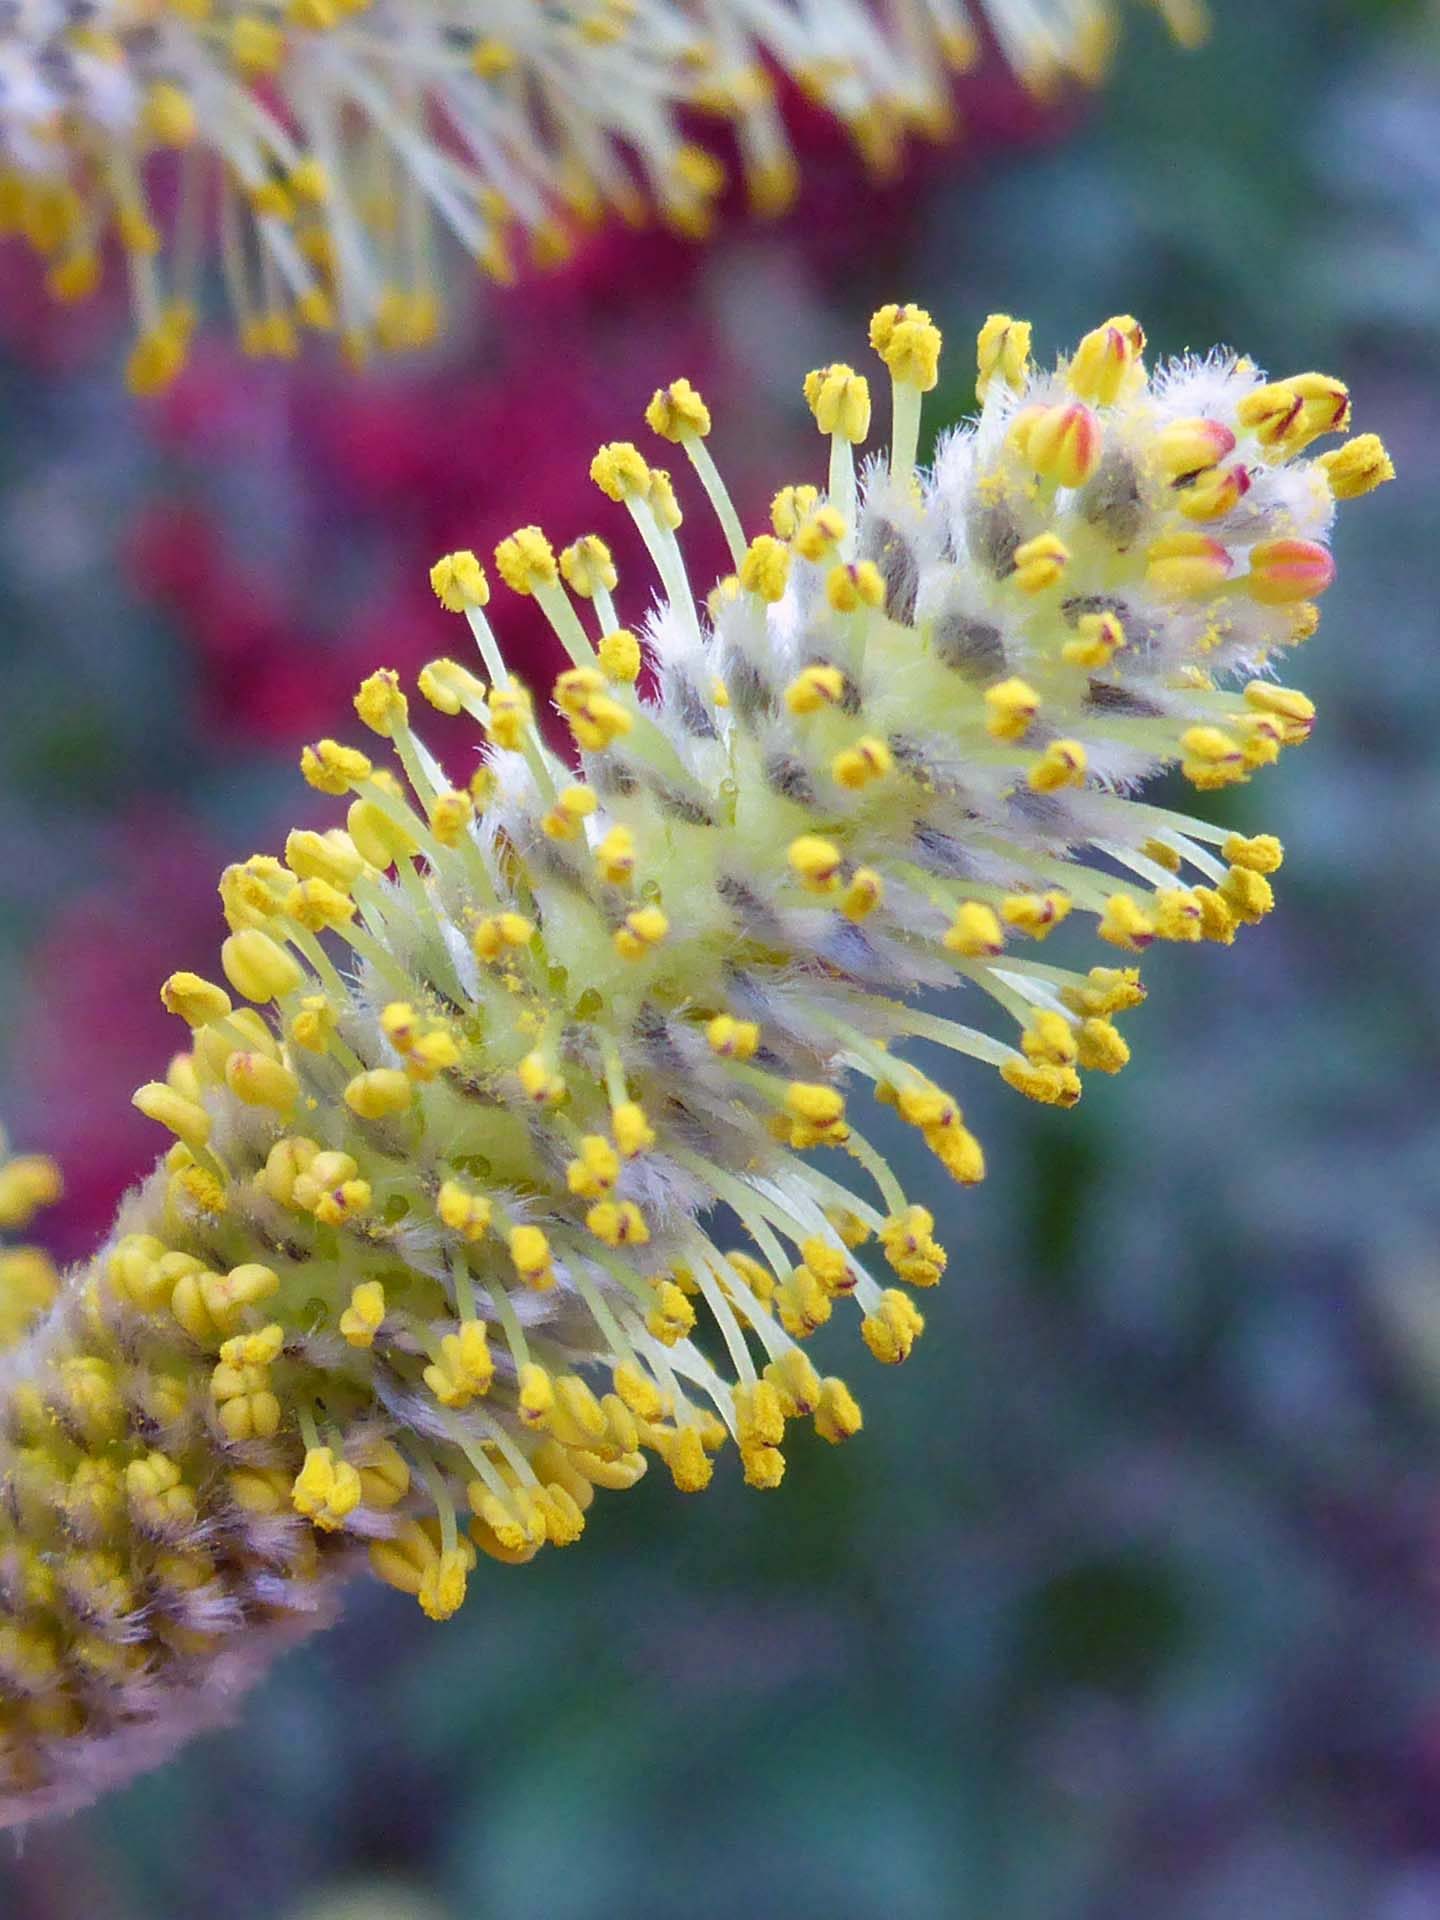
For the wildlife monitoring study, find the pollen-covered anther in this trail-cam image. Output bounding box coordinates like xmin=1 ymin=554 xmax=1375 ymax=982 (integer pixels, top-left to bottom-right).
xmin=1319 ymin=434 xmax=1395 ymax=500
xmin=803 ymin=364 xmax=872 ymax=442
xmin=788 ymin=835 xmax=844 ymax=894
xmin=645 ymin=378 xmax=711 ymax=443
xmin=870 ymin=303 xmax=943 ymax=390
xmin=707 ymin=1015 xmax=759 ymax=1061
xmin=739 ymin=536 xmax=792 ymax=604
xmin=559 ymin=536 xmax=619 ymax=600
xmin=430 ymin=551 xmax=490 ymax=613
xmin=826 ymin=561 xmax=886 ymax=613
xmin=944 ymin=902 xmax=1005 ymax=958
xmin=860 ymin=1290 xmax=926 ymax=1364
xmin=495 ymin=526 xmax=559 ymax=595
xmin=1180 ymin=724 xmax=1249 ymax=790
xmin=984 ymin=677 xmax=1040 ymax=742
xmin=590 ymin=441 xmax=653 ymax=503
xmin=793 ymin=507 xmax=847 ymax=563
xmin=832 ymin=736 xmax=893 ymax=789
xmin=1027 ymin=738 xmax=1088 ymax=793
xmin=1011 ymin=533 xmax=1070 ymax=594
xmin=614 ymin=905 xmax=669 ymax=959
xmin=1062 ymin=610 xmax=1125 ymax=669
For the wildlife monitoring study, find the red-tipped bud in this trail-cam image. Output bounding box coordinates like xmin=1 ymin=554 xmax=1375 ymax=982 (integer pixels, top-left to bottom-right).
xmin=1155 ymin=416 xmax=1237 ymax=480
xmin=1246 ymin=538 xmax=1335 ymax=606
xmin=1018 ymin=401 xmax=1105 ymax=489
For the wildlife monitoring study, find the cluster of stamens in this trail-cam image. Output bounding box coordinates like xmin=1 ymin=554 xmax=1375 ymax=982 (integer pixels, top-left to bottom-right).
xmin=0 ymin=296 xmax=1390 ymax=1825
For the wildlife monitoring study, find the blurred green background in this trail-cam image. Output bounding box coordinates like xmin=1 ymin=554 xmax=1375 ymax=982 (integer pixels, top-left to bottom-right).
xmin=4 ymin=1 xmax=1440 ymax=1914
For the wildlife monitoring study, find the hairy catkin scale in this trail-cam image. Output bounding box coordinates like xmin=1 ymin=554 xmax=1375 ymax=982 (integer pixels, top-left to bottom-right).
xmin=0 ymin=303 xmax=1390 ymax=1825
xmin=0 ymin=1 xmax=1204 ymax=388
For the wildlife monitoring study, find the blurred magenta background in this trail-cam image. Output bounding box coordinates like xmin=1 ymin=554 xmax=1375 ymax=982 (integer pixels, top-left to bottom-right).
xmin=4 ymin=4 xmax=1440 ymax=1916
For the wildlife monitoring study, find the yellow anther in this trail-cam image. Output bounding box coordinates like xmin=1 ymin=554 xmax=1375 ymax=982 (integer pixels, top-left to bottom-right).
xmin=860 ymin=1289 xmax=925 ymax=1364
xmin=1076 ymin=1018 xmax=1131 ymax=1073
xmin=510 ymin=1224 xmax=556 ymax=1290
xmin=646 ymin=377 xmax=711 ymax=442
xmin=1180 ymin=725 xmax=1248 ymax=790
xmin=1000 ymin=1058 xmax=1082 ymax=1106
xmin=567 ymin=692 xmax=632 ymax=752
xmin=1146 ymin=531 xmax=1233 ymax=598
xmin=785 ymin=1082 xmax=846 ymax=1131
xmin=771 ymin=484 xmax=820 ymax=539
xmin=826 ymin=561 xmax=885 ymax=612
xmin=495 ymin=526 xmax=559 ymax=595
xmin=338 ymin=1280 xmax=386 ymax=1347
xmin=1013 ymin=401 xmax=1104 ymax=488
xmin=126 ymin=1451 xmax=198 ymax=1528
xmin=612 ymin=1101 xmax=655 ymax=1157
xmin=1097 ymin=893 xmax=1156 ymax=951
xmin=566 ymin=1135 xmax=621 ymax=1198
xmin=1319 ymin=434 xmax=1395 ymax=500
xmin=1067 ymin=314 xmax=1146 ymax=405
xmin=558 ymin=535 xmax=618 ymax=599
xmin=586 ymin=1200 xmax=650 ymax=1247
xmin=418 ymin=658 xmax=485 ymax=714
xmin=356 ymin=1443 xmax=410 ymax=1510
xmin=133 ymin=1081 xmax=211 ymax=1150
xmin=354 ymin=667 xmax=409 ymax=736
xmin=840 ymin=868 xmax=884 ymax=922
xmin=290 ymin=1448 xmax=362 ymax=1532
xmin=429 ymin=788 xmax=475 ymax=848
xmin=517 ymin=1052 xmax=566 ymax=1104
xmin=487 ymin=682 xmax=533 ymax=751
xmin=1011 ymin=532 xmax=1070 ymax=594
xmin=424 ymin=1320 xmax=494 ymax=1407
xmin=1063 ymin=610 xmax=1126 ymax=669
xmin=1220 ymin=864 xmax=1275 ymax=925
xmin=590 ymin=441 xmax=653 ymax=502
xmin=944 ymin=902 xmax=1004 ymax=958
xmin=1152 ymin=889 xmax=1204 ymax=942
xmin=880 ymin=1206 xmax=946 ymax=1287
xmin=343 ymin=1068 xmax=413 ymax=1119
xmin=430 ymin=550 xmax=490 ymax=612
xmin=645 ymin=1279 xmax=695 ymax=1346
xmin=437 ymin=1179 xmax=493 ymax=1241
xmin=598 ymin=628 xmax=642 ymax=682
xmin=831 ymin=735 xmax=893 ymax=789
xmin=517 ymin=1363 xmax=555 ymax=1429
xmin=785 ymin=664 xmax=846 ymax=714
xmin=348 ymin=796 xmax=420 ymax=868
xmin=984 ymin=676 xmax=1040 ymax=741
xmin=614 ymin=904 xmax=669 ymax=959
xmin=1002 ymin=891 xmax=1073 ymax=940
xmin=814 ymin=1377 xmax=864 ymax=1443
xmin=706 ymin=1014 xmax=759 ymax=1061
xmin=1027 ymin=738 xmax=1088 ymax=793
xmin=792 ymin=506 xmax=847 ymax=563
xmin=286 ymin=827 xmax=365 ymax=889
xmin=870 ymin=303 xmax=942 ymax=390
xmin=472 ymin=912 xmax=534 ymax=961
xmin=540 ymin=788 xmax=594 ymax=843
xmin=160 ymin=972 xmax=232 ymax=1028
xmin=739 ymin=534 xmax=791 ymax=603
xmin=976 ymin=314 xmax=1032 ymax=400
xmin=1223 ymin=833 xmax=1284 ymax=874
xmin=300 ymin=738 xmax=372 ymax=794
xmin=285 ymin=876 xmax=356 ymax=932
xmin=787 ymin=835 xmax=843 ymax=894
xmin=1021 ymin=1009 xmax=1079 ymax=1068
xmin=803 ymin=363 xmax=872 ymax=442
xmin=222 ymin=1047 xmax=299 ymax=1119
